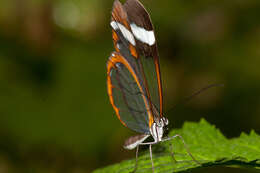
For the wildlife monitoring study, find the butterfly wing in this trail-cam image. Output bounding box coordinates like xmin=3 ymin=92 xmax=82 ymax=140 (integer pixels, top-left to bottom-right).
xmin=110 ymin=0 xmax=163 ymax=119
xmin=107 ymin=52 xmax=153 ymax=134
xmin=108 ymin=0 xmax=163 ymax=133
xmin=123 ymin=0 xmax=163 ymax=118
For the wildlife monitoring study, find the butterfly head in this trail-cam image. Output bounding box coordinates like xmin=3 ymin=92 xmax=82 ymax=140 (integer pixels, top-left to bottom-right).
xmin=150 ymin=117 xmax=169 ymax=142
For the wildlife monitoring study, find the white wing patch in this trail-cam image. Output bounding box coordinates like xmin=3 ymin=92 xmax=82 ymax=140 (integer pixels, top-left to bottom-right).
xmin=130 ymin=23 xmax=155 ymax=46
xmin=110 ymin=21 xmax=136 ymax=46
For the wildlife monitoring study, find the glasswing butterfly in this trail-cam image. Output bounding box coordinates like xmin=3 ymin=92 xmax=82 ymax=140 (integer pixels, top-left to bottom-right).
xmin=107 ymin=0 xmax=199 ymax=172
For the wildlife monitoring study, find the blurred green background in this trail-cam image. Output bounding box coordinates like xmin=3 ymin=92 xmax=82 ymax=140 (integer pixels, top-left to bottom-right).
xmin=0 ymin=0 xmax=259 ymax=172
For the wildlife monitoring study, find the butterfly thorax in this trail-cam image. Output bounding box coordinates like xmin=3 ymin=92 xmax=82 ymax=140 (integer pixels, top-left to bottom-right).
xmin=150 ymin=117 xmax=169 ymax=142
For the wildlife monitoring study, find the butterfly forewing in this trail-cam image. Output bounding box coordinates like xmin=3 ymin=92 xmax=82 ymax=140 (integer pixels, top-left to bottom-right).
xmin=124 ymin=0 xmax=163 ymax=118
xmin=139 ymin=55 xmax=160 ymax=113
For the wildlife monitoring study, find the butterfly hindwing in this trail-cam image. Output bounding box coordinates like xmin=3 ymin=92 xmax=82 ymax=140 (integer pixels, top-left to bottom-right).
xmin=107 ymin=52 xmax=154 ymax=133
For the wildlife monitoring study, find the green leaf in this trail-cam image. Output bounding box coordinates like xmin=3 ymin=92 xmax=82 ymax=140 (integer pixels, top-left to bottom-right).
xmin=93 ymin=119 xmax=260 ymax=173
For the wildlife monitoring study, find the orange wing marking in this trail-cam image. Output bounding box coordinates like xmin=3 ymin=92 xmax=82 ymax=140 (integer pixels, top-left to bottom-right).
xmin=154 ymin=57 xmax=163 ymax=117
xmin=112 ymin=30 xmax=119 ymax=52
xmin=129 ymin=44 xmax=138 ymax=58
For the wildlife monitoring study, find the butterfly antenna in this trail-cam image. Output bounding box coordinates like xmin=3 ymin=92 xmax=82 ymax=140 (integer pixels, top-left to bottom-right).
xmin=167 ymin=83 xmax=224 ymax=112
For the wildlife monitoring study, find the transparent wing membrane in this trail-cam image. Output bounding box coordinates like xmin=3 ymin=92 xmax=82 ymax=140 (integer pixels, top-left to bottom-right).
xmin=107 ymin=53 xmax=152 ymax=134
xmin=140 ymin=55 xmax=160 ymax=113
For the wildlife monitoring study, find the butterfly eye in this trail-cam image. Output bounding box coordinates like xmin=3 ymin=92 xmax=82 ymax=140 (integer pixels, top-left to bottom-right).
xmin=158 ymin=119 xmax=165 ymax=127
xmin=162 ymin=117 xmax=169 ymax=126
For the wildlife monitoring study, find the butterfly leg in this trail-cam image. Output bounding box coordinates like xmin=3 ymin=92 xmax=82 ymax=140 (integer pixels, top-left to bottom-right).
xmin=131 ymin=145 xmax=139 ymax=173
xmin=174 ymin=134 xmax=200 ymax=165
xmin=163 ymin=134 xmax=200 ymax=165
xmin=149 ymin=144 xmax=155 ymax=173
xmin=138 ymin=141 xmax=158 ymax=172
xmin=169 ymin=140 xmax=177 ymax=163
